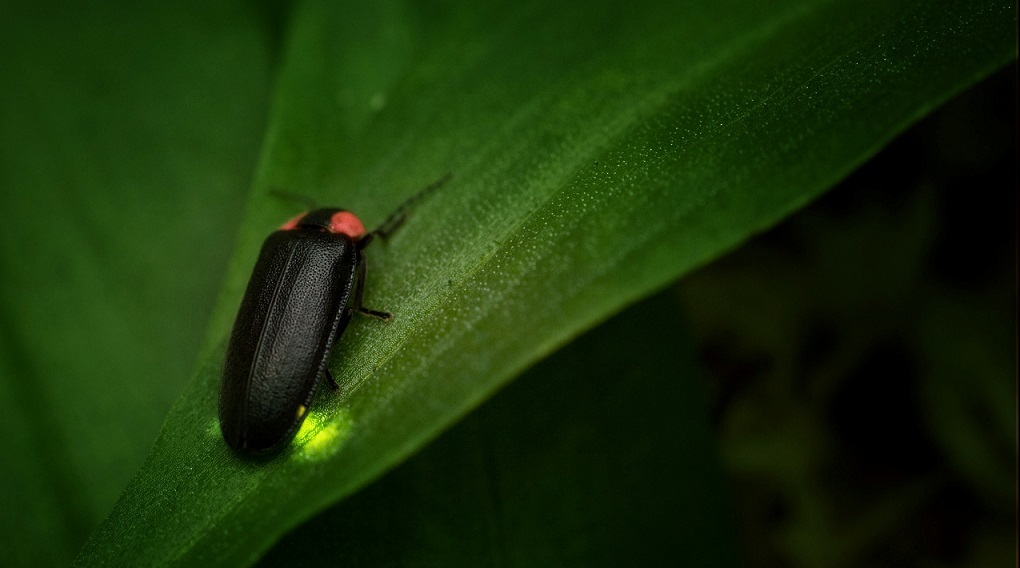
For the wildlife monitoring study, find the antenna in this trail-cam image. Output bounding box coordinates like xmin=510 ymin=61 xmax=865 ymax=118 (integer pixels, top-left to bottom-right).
xmin=372 ymin=172 xmax=453 ymax=239
xmin=268 ymin=187 xmax=319 ymax=211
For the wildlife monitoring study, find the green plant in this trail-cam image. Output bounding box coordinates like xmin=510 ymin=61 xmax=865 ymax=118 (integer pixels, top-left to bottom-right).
xmin=0 ymin=0 xmax=1013 ymax=565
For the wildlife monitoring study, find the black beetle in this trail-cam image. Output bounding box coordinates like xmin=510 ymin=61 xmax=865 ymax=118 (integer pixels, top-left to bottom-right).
xmin=218 ymin=174 xmax=450 ymax=453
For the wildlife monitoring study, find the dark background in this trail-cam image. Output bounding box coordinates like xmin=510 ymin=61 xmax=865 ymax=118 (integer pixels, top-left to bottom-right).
xmin=678 ymin=66 xmax=1016 ymax=566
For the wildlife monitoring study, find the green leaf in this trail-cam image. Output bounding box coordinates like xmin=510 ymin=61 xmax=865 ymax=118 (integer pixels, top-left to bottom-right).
xmin=0 ymin=1 xmax=273 ymax=564
xmin=260 ymin=291 xmax=739 ymax=566
xmin=0 ymin=0 xmax=1009 ymax=564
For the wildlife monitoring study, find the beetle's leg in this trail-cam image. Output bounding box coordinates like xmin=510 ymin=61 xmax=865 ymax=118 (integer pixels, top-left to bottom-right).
xmin=358 ymin=307 xmax=393 ymax=320
xmin=353 ymin=250 xmax=393 ymax=321
xmin=324 ymin=369 xmax=339 ymax=390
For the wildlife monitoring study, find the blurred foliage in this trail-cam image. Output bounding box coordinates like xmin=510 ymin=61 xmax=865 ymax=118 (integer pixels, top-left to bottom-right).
xmin=677 ymin=69 xmax=1015 ymax=567
xmin=0 ymin=1 xmax=272 ymax=565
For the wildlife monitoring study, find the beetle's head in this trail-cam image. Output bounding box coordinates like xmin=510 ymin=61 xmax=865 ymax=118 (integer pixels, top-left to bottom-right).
xmin=279 ymin=208 xmax=366 ymax=239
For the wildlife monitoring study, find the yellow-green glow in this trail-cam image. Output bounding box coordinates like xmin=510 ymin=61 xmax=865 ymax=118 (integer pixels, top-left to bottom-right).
xmin=294 ymin=410 xmax=321 ymax=443
xmin=205 ymin=407 xmax=351 ymax=460
xmin=293 ymin=408 xmax=353 ymax=462
xmin=207 ymin=418 xmax=221 ymax=438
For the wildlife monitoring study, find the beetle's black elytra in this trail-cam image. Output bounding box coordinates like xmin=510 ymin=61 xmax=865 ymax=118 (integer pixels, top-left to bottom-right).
xmin=219 ymin=174 xmax=451 ymax=454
